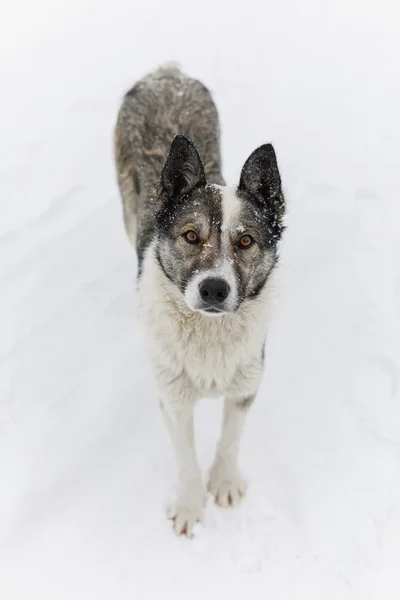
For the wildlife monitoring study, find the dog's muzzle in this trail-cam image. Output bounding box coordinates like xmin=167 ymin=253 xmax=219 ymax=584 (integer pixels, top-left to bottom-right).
xmin=197 ymin=277 xmax=231 ymax=314
xmin=184 ymin=263 xmax=238 ymax=315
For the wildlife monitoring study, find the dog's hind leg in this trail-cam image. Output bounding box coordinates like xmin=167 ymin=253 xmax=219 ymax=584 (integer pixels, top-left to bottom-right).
xmin=160 ymin=397 xmax=206 ymax=537
xmin=207 ymin=395 xmax=255 ymax=507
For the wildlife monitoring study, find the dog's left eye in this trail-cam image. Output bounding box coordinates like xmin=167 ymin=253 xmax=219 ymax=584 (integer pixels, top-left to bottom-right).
xmin=239 ymin=234 xmax=254 ymax=248
xmin=183 ymin=230 xmax=199 ymax=244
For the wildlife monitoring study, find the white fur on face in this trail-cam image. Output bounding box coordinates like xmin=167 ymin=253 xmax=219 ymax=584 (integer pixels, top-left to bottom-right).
xmin=184 ymin=185 xmax=241 ymax=315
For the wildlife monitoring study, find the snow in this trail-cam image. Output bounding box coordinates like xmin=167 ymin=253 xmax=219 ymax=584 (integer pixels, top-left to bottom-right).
xmin=1 ymin=0 xmax=400 ymax=598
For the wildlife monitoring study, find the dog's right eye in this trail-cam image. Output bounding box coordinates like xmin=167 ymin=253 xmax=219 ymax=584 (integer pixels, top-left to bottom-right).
xmin=183 ymin=230 xmax=199 ymax=244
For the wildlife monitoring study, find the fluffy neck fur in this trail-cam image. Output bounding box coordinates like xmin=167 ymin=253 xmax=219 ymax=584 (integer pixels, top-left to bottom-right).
xmin=138 ymin=241 xmax=277 ymax=396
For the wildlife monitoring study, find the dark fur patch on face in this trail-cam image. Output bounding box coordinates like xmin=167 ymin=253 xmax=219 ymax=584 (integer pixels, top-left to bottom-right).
xmin=250 ymin=256 xmax=278 ymax=299
xmin=236 ymin=188 xmax=285 ymax=249
xmin=155 ymin=185 xmax=223 ymax=293
xmin=223 ymin=194 xmax=281 ymax=304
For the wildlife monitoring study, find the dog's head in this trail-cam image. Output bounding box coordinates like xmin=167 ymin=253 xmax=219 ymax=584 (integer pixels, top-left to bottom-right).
xmin=155 ymin=134 xmax=285 ymax=316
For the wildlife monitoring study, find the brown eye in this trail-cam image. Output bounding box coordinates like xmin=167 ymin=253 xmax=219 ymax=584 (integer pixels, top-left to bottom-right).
xmin=183 ymin=230 xmax=199 ymax=244
xmin=239 ymin=234 xmax=253 ymax=248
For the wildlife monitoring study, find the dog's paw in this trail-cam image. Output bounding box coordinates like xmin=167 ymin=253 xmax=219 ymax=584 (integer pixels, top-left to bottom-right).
xmin=207 ymin=461 xmax=246 ymax=508
xmin=167 ymin=483 xmax=206 ymax=537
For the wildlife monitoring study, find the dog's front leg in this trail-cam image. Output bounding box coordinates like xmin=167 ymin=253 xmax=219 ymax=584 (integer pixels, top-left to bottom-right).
xmin=208 ymin=395 xmax=255 ymax=507
xmin=160 ymin=394 xmax=205 ymax=536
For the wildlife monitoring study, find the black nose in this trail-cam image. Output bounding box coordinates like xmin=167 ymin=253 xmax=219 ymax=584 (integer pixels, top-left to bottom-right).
xmin=199 ymin=278 xmax=230 ymax=305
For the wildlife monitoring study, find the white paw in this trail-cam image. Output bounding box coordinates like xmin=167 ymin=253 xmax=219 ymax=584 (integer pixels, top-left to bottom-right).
xmin=167 ymin=483 xmax=206 ymax=537
xmin=208 ymin=461 xmax=246 ymax=508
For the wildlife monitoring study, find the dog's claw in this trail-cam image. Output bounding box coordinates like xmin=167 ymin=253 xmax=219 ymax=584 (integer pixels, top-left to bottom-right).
xmin=208 ymin=463 xmax=246 ymax=508
xmin=167 ymin=484 xmax=206 ymax=537
xmin=168 ymin=504 xmax=204 ymax=537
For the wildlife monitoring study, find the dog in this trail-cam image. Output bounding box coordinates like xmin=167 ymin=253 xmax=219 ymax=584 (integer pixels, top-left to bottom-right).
xmin=114 ymin=63 xmax=285 ymax=536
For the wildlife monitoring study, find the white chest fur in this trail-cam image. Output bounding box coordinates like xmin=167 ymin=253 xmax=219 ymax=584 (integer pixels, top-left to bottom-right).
xmin=138 ymin=243 xmax=274 ymax=398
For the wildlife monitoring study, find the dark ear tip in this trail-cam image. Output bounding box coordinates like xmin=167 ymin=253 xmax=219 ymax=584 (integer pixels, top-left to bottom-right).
xmin=258 ymin=143 xmax=276 ymax=156
xmin=242 ymin=144 xmax=278 ymax=170
xmin=170 ymin=133 xmax=195 ymax=149
xmin=172 ymin=133 xmax=188 ymax=142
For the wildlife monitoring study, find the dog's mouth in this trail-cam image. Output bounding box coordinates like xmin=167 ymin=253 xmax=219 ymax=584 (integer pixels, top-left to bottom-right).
xmin=202 ymin=307 xmax=224 ymax=315
xmin=196 ymin=306 xmax=231 ymax=317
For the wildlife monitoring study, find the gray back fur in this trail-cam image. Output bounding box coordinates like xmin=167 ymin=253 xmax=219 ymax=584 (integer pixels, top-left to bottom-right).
xmin=114 ymin=63 xmax=224 ymax=264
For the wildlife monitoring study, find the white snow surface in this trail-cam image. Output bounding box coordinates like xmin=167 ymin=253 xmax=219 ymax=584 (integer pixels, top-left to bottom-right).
xmin=1 ymin=1 xmax=400 ymax=598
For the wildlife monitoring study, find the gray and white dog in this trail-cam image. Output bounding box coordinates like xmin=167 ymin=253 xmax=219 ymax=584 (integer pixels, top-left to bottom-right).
xmin=114 ymin=63 xmax=285 ymax=536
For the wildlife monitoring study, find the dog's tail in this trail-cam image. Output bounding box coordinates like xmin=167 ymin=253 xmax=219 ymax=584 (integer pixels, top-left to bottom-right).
xmin=114 ymin=121 xmax=139 ymax=247
xmin=153 ymin=61 xmax=182 ymax=77
xmin=114 ymin=61 xmax=183 ymax=247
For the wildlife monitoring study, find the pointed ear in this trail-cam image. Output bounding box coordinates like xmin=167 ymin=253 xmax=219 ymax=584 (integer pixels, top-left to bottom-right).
xmin=161 ymin=134 xmax=206 ymax=200
xmin=238 ymin=144 xmax=282 ymax=205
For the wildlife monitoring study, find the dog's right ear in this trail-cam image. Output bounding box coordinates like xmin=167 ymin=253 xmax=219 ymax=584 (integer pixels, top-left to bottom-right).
xmin=160 ymin=134 xmax=206 ymax=201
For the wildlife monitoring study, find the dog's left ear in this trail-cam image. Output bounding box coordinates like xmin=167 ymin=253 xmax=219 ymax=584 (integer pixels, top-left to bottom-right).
xmin=239 ymin=144 xmax=282 ymax=206
xmin=161 ymin=134 xmax=206 ymax=200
